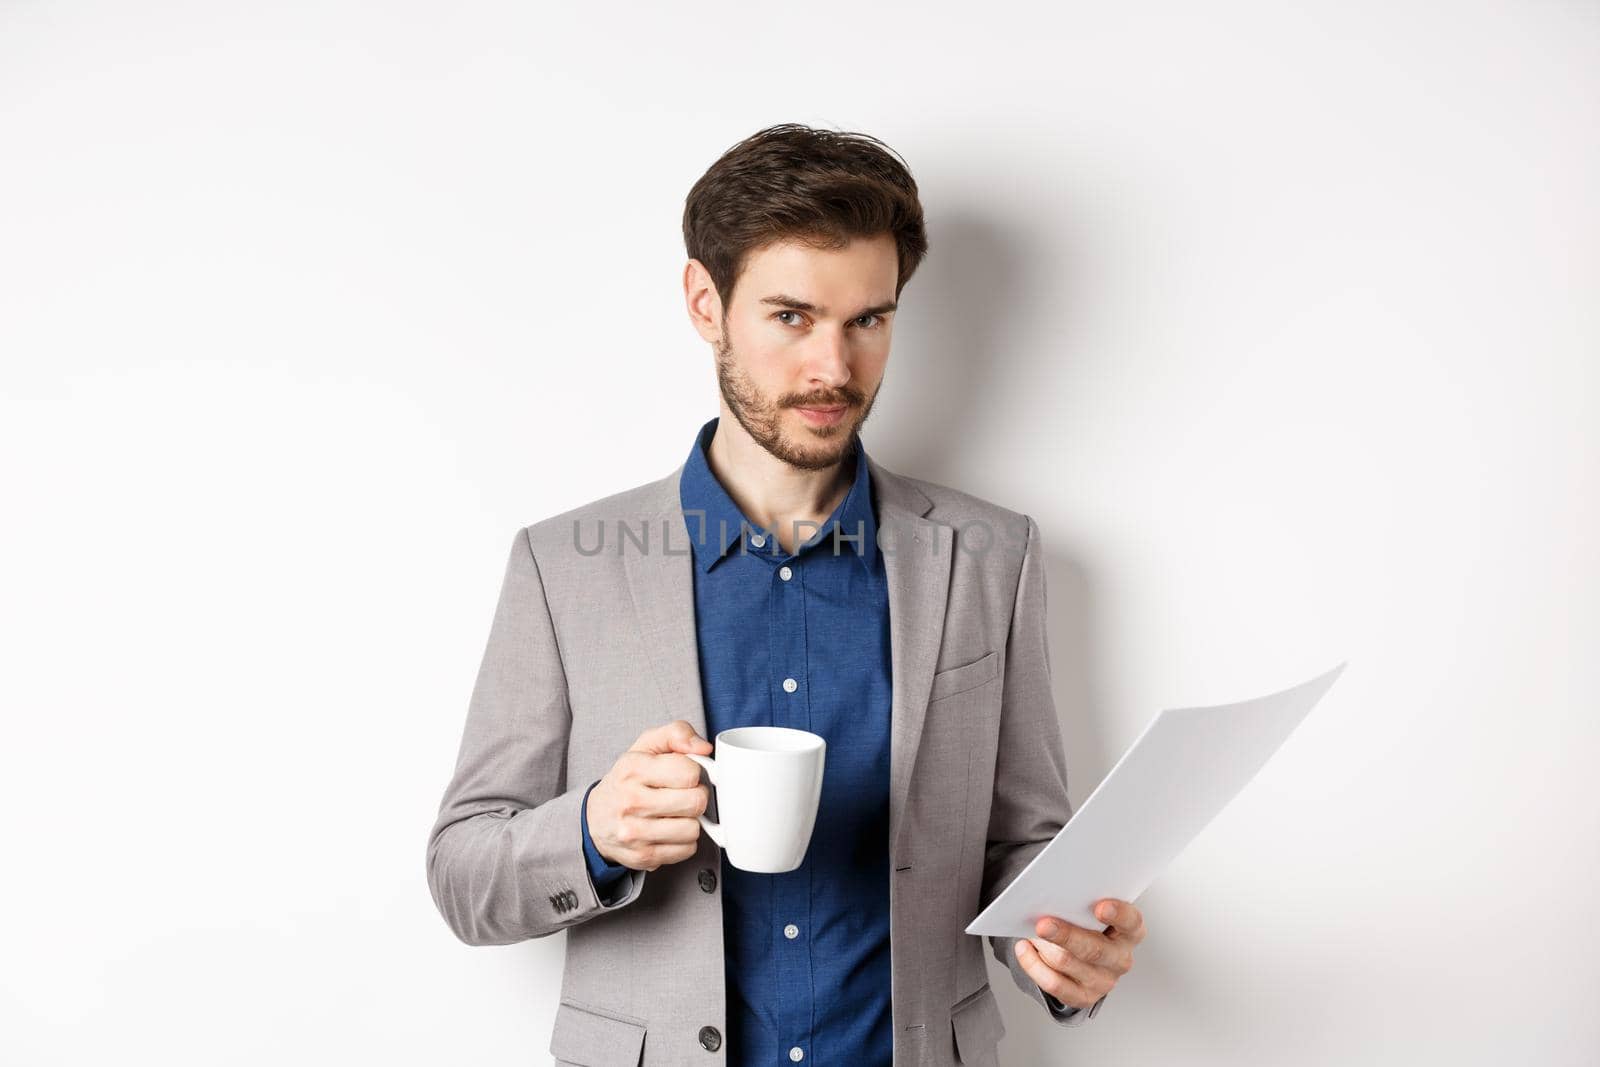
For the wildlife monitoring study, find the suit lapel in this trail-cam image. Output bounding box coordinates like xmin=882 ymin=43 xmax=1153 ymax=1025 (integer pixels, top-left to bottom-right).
xmin=622 ymin=454 xmax=953 ymax=863
xmin=621 ymin=466 xmax=713 ymax=744
xmin=867 ymin=455 xmax=953 ymax=861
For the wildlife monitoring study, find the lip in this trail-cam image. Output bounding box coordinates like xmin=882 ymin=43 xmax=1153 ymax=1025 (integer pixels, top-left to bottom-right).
xmin=794 ymin=404 xmax=849 ymax=426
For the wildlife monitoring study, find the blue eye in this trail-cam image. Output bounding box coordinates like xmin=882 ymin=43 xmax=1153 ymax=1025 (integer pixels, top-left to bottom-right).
xmin=773 ymin=311 xmax=885 ymax=329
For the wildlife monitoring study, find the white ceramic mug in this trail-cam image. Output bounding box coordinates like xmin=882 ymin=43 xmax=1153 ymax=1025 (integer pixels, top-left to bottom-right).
xmin=685 ymin=726 xmax=826 ymax=873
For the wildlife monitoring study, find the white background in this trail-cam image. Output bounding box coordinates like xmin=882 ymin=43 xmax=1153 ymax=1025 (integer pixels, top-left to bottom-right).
xmin=1 ymin=2 xmax=1594 ymax=1064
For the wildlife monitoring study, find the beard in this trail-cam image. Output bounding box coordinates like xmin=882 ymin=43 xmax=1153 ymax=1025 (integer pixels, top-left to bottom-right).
xmin=713 ymin=329 xmax=880 ymax=472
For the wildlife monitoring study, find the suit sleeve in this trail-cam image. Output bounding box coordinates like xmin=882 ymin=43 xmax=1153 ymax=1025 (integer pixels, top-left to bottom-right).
xmin=425 ymin=527 xmax=646 ymax=945
xmin=982 ymin=514 xmax=1107 ymax=1026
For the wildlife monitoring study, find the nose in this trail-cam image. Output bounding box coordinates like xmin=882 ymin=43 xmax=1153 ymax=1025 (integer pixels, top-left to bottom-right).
xmin=805 ymin=331 xmax=852 ymax=391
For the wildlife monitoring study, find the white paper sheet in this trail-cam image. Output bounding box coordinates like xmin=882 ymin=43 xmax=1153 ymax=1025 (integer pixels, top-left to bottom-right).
xmin=965 ymin=661 xmax=1348 ymax=938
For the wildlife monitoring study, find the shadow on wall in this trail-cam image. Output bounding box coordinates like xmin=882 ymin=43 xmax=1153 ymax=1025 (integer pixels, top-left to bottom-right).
xmin=870 ymin=204 xmax=1093 ymax=479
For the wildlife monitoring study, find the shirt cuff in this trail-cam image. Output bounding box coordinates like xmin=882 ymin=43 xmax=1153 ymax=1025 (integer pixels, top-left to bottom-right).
xmin=580 ymin=779 xmax=630 ymax=889
xmin=1043 ymin=991 xmax=1081 ymax=1019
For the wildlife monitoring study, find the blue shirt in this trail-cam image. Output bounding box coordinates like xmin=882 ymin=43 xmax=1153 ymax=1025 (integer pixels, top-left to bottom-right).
xmin=580 ymin=415 xmax=895 ymax=1065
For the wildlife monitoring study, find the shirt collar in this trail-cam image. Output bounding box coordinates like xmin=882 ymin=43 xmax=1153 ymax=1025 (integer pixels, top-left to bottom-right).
xmin=678 ymin=415 xmax=877 ymax=573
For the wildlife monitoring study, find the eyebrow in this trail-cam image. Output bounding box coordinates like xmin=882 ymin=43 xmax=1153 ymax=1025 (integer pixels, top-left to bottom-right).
xmin=759 ymin=293 xmax=898 ymax=318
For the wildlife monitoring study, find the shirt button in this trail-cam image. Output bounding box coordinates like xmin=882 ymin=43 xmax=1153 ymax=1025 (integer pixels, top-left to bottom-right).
xmin=789 ymin=1047 xmax=804 ymax=1062
xmin=784 ymin=923 xmax=799 ymax=939
xmin=779 ymin=565 xmax=792 ymax=581
xmin=698 ymin=1025 xmax=722 ymax=1051
xmin=698 ymin=868 xmax=717 ymax=893
xmin=750 ymin=533 xmax=766 ymax=548
xmin=782 ymin=677 xmax=797 ymax=693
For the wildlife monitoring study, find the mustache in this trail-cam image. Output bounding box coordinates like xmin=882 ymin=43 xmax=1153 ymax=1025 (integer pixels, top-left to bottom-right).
xmin=787 ymin=394 xmax=860 ymax=409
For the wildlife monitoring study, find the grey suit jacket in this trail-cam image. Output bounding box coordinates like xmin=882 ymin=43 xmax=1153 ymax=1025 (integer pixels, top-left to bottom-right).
xmin=426 ymin=452 xmax=1105 ymax=1067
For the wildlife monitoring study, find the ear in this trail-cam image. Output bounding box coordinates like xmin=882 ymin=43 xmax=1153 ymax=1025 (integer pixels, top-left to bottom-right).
xmin=683 ymin=258 xmax=725 ymax=343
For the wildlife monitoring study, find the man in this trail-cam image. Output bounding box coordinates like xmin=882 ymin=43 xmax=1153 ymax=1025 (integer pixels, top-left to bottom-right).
xmin=426 ymin=124 xmax=1146 ymax=1067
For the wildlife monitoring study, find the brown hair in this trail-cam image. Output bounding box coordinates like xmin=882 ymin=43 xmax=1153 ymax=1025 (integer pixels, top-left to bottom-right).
xmin=682 ymin=123 xmax=929 ymax=314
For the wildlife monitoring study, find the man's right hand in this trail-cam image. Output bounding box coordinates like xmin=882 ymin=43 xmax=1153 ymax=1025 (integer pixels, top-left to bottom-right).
xmin=585 ymin=719 xmax=713 ymax=872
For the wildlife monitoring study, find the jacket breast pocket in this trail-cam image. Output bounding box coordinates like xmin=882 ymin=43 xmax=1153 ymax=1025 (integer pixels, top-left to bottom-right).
xmin=549 ymin=999 xmax=648 ymax=1067
xmin=927 ymin=650 xmax=999 ymax=703
xmin=950 ymin=980 xmax=1007 ymax=1064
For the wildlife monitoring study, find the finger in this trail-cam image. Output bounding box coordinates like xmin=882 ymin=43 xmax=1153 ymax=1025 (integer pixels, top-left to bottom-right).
xmin=1026 ymin=935 xmax=1122 ymax=992
xmin=632 ymin=814 xmax=702 ymax=844
xmin=630 ymin=751 xmax=710 ymax=788
xmin=1034 ymin=917 xmax=1133 ymax=975
xmin=669 ymin=728 xmax=714 ymax=754
xmin=1095 ymin=899 xmax=1147 ymax=943
xmin=632 ymin=719 xmax=713 ymax=756
xmin=634 ymin=783 xmax=711 ymax=818
xmin=615 ymin=813 xmax=703 ymax=850
xmin=1013 ymin=939 xmax=1096 ymax=1011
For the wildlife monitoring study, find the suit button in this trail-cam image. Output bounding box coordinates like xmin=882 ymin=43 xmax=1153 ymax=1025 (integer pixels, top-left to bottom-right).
xmin=698 ymin=868 xmax=717 ymax=893
xmin=698 ymin=1025 xmax=722 ymax=1051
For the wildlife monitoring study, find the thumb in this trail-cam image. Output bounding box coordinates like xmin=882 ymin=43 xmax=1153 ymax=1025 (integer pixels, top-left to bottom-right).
xmin=637 ymin=718 xmax=712 ymax=755
xmin=670 ymin=722 xmax=714 ymax=754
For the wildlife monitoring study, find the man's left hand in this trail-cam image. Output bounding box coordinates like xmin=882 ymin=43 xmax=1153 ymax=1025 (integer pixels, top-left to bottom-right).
xmin=1013 ymin=898 xmax=1145 ymax=1011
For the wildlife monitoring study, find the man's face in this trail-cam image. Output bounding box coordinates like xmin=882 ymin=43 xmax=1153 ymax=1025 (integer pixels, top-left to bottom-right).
xmin=711 ymin=234 xmax=898 ymax=471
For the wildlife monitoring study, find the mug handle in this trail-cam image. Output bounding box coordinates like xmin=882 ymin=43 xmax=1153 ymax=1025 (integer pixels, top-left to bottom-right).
xmin=683 ymin=752 xmax=726 ymax=848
